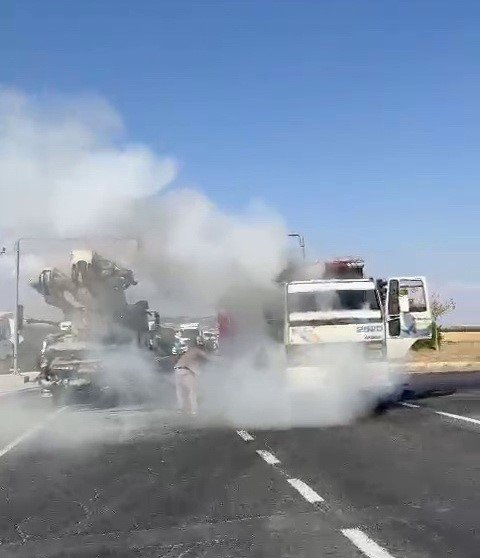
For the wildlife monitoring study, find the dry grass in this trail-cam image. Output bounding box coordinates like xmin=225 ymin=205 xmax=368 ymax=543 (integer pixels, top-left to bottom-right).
xmin=442 ymin=331 xmax=480 ymax=343
xmin=410 ymin=334 xmax=480 ymax=363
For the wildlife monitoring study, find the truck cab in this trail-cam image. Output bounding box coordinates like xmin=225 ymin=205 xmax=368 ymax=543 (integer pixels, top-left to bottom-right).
xmin=283 ymin=260 xmax=432 ymax=365
xmin=285 ymin=278 xmax=385 ymax=363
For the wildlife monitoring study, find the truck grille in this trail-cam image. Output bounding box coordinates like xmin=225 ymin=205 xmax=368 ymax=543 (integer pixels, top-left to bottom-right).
xmin=286 ymin=341 xmax=385 ymax=366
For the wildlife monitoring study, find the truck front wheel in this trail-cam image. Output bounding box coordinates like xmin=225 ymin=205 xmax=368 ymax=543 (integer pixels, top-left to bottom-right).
xmin=372 ymin=400 xmax=389 ymax=415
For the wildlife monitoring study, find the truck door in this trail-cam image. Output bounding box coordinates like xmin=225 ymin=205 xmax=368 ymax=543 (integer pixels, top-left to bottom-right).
xmin=385 ymin=277 xmax=432 ymax=359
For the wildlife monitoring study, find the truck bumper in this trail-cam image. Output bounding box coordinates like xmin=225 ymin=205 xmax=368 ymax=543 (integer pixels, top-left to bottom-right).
xmin=285 ymin=361 xmax=407 ymax=408
xmin=285 ymin=366 xmax=328 ymax=391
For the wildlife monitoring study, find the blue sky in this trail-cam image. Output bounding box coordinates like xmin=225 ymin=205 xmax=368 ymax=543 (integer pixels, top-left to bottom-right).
xmin=1 ymin=1 xmax=480 ymax=321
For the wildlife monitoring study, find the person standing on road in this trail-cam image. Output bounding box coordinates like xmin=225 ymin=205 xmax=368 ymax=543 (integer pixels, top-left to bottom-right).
xmin=217 ymin=309 xmax=237 ymax=357
xmin=174 ymin=345 xmax=212 ymax=415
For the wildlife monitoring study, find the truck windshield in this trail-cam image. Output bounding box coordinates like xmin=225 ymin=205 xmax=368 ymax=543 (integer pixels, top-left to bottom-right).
xmin=289 ymin=289 xmax=380 ymax=313
xmin=400 ymin=279 xmax=427 ymax=312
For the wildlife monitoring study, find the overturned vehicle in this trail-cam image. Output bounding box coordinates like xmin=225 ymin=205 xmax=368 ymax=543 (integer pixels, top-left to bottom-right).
xmin=33 ymin=250 xmax=151 ymax=402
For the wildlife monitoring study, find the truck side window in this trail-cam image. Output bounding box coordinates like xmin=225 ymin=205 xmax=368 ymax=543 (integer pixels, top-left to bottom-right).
xmin=399 ymin=279 xmax=427 ymax=312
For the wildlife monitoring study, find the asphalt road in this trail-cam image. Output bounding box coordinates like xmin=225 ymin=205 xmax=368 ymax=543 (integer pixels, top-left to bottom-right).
xmin=1 ymin=372 xmax=480 ymax=557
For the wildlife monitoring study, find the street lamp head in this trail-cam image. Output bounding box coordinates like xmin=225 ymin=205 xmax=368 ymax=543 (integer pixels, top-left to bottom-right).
xmin=288 ymin=232 xmax=306 ymax=259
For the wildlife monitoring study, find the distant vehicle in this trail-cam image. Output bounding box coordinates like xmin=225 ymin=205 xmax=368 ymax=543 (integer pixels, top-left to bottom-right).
xmin=179 ymin=323 xmax=200 ymax=345
xmin=171 ymin=336 xmax=191 ymax=355
xmin=200 ymin=330 xmax=219 ymax=352
xmin=0 ymin=312 xmax=14 ymax=372
xmin=0 ymin=312 xmax=24 ymax=373
xmin=149 ymin=323 xmax=177 ymax=356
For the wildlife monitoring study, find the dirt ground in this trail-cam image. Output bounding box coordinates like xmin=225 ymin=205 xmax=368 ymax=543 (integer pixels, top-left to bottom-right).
xmin=409 ymin=332 xmax=480 ymax=363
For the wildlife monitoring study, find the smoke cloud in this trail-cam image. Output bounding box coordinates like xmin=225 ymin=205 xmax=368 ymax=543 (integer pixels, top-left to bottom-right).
xmin=0 ymin=88 xmax=175 ymax=237
xmin=0 ymin=87 xmax=287 ymax=315
xmin=0 ymin=87 xmax=400 ymax=435
xmin=200 ymin=343 xmax=400 ymax=429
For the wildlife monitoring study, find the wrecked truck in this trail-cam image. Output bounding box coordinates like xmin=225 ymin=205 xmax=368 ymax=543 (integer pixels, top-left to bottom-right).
xmin=33 ymin=250 xmax=151 ymax=401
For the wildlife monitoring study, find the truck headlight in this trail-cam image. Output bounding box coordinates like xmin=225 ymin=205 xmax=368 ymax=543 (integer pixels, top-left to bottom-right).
xmin=366 ymin=341 xmax=383 ymax=350
xmin=365 ymin=342 xmax=385 ymax=359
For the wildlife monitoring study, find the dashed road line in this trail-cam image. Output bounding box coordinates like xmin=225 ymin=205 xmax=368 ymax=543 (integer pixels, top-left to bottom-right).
xmin=236 ymin=429 xmax=254 ymax=442
xmin=287 ymin=478 xmax=324 ymax=503
xmin=400 ymin=401 xmax=480 ymax=427
xmin=434 ymin=410 xmax=480 ymax=426
xmin=399 ymin=402 xmax=420 ymax=408
xmin=0 ymin=406 xmax=67 ymax=459
xmin=341 ymin=528 xmax=397 ymax=558
xmin=256 ymin=449 xmax=280 ymax=465
xmin=235 ymin=432 xmax=402 ymax=556
xmin=236 ymin=430 xmax=324 ymax=503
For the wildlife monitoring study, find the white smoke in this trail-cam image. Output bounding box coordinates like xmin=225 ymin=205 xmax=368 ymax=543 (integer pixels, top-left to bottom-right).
xmin=0 ymin=87 xmax=287 ymax=315
xmin=197 ymin=292 xmax=402 ymax=429
xmin=0 ymin=87 xmax=400 ymax=435
xmin=0 ymin=88 xmax=175 ymax=237
xmin=200 ymin=343 xmax=401 ymax=429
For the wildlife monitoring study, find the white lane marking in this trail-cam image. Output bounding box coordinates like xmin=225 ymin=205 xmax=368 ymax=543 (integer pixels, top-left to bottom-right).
xmin=0 ymin=406 xmax=67 ymax=459
xmin=434 ymin=410 xmax=480 ymax=426
xmin=236 ymin=429 xmax=254 ymax=442
xmin=256 ymin=449 xmax=280 ymax=465
xmin=400 ymin=401 xmax=480 ymax=427
xmin=342 ymin=528 xmax=397 ymax=558
xmin=287 ymin=478 xmax=324 ymax=503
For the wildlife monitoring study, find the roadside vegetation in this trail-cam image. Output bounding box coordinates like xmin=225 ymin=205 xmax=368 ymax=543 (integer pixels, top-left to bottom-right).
xmin=413 ymin=293 xmax=456 ymax=351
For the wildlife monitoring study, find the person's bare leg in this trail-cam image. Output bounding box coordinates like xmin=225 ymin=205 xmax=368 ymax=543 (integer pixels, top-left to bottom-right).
xmin=189 ymin=375 xmax=198 ymax=415
xmin=182 ymin=373 xmax=197 ymax=415
xmin=175 ymin=370 xmax=186 ymax=412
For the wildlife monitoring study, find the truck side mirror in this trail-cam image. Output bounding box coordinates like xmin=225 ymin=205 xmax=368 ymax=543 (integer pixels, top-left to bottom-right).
xmin=387 ymin=280 xmax=400 ymax=315
xmin=399 ymin=295 xmax=410 ymax=313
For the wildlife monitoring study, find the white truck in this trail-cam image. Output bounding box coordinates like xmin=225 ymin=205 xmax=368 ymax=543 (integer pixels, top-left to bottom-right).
xmin=283 ymin=259 xmax=432 ymax=365
xmin=278 ymin=259 xmax=433 ymax=412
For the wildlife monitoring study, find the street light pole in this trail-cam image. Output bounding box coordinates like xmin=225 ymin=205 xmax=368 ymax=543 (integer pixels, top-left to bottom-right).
xmin=288 ymin=233 xmax=306 ymax=260
xmin=13 ymin=240 xmax=20 ymax=374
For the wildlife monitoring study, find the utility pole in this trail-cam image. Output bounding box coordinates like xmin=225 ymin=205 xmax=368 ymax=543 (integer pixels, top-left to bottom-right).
xmin=13 ymin=240 xmax=20 ymax=374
